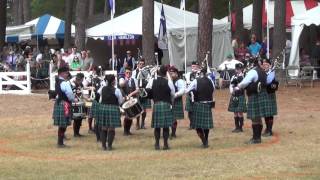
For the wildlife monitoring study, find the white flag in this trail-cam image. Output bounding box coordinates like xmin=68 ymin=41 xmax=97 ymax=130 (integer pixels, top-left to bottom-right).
xmin=180 ymin=0 xmax=185 ymax=10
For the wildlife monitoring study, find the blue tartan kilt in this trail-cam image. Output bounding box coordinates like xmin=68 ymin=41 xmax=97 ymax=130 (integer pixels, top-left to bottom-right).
xmin=247 ymin=90 xmax=269 ymax=120
xmin=191 ymin=102 xmax=213 ymax=129
xmin=96 ymin=103 xmax=121 ymax=128
xmin=228 ymin=95 xmax=247 ymax=113
xmin=52 ymin=100 xmax=71 ymax=127
xmin=152 ymin=101 xmax=174 ymax=128
xmin=139 ymin=97 xmax=152 ymax=109
xmin=264 ymin=93 xmax=278 ymax=117
xmin=173 ymin=98 xmax=184 ymax=120
xmin=91 ymin=100 xmax=99 ymax=119
xmin=185 ymin=96 xmax=193 ymax=112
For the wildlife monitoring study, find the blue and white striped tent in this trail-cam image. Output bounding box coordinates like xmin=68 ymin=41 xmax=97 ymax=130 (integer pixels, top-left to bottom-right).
xmin=5 ymin=14 xmax=75 ymax=43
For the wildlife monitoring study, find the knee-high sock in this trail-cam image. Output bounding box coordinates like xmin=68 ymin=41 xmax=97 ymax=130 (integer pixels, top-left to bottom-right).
xmin=234 ymin=117 xmax=240 ymax=129
xmin=239 ymin=117 xmax=244 ymax=130
xmin=204 ymin=129 xmax=209 ymax=142
xmin=188 ymin=112 xmax=193 ymax=127
xmin=100 ymin=129 xmax=107 ymax=150
xmin=265 ymin=117 xmax=274 ymax=132
xmin=163 ymin=128 xmax=169 ymax=147
xmin=141 ymin=111 xmax=146 ymax=127
xmin=252 ymin=124 xmax=263 ymax=140
xmin=58 ymin=127 xmax=66 ymax=145
xmin=73 ymin=119 xmax=82 ymax=135
xmin=88 ymin=118 xmax=93 ymax=130
xmin=136 ymin=117 xmax=140 ymax=128
xmin=124 ymin=118 xmax=132 ymax=133
xmin=107 ymin=129 xmax=115 ymax=149
xmin=171 ymin=121 xmax=177 ymax=135
xmin=94 ymin=124 xmax=101 ymax=141
xmin=154 ymin=128 xmax=161 ymax=146
xmin=196 ymin=128 xmax=205 ymax=144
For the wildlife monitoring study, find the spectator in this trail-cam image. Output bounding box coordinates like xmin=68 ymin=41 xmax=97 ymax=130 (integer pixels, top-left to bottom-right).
xmin=109 ymin=53 xmax=122 ymax=72
xmin=6 ymin=50 xmax=17 ymax=71
xmin=300 ymin=48 xmax=311 ymax=67
xmin=235 ymin=41 xmax=249 ymax=63
xmin=82 ymin=50 xmax=94 ymax=71
xmin=67 ymin=47 xmax=80 ymax=66
xmin=248 ymin=34 xmax=262 ymax=57
xmin=311 ymin=40 xmax=320 ymax=77
xmin=70 ymin=56 xmax=82 ymax=71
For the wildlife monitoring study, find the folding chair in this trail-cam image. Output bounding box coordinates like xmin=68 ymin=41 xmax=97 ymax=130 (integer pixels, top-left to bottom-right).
xmin=285 ymin=66 xmax=300 ymax=87
xmin=299 ymin=66 xmax=314 ymax=88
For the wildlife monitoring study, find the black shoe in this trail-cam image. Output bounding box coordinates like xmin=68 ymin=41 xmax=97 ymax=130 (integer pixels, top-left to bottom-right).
xmin=57 ymin=144 xmax=68 ymax=148
xmin=246 ymin=138 xmax=262 ymax=144
xmin=155 ymin=143 xmax=160 ymax=150
xmin=262 ymin=131 xmax=273 ymax=137
xmin=123 ymin=131 xmax=133 ymax=136
xmin=163 ymin=144 xmax=170 ymax=150
xmin=107 ymin=146 xmax=113 ymax=151
xmin=232 ymin=128 xmax=242 ymax=133
xmin=170 ymin=134 xmax=177 ymax=139
xmin=74 ymin=133 xmax=84 ymax=137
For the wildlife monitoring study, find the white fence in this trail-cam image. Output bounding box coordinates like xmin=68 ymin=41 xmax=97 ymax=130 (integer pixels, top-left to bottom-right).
xmin=0 ymin=62 xmax=31 ymax=94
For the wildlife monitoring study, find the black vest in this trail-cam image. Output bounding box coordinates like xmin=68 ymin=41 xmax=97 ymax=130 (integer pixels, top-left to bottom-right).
xmin=55 ymin=77 xmax=70 ymax=103
xmin=101 ymin=86 xmax=118 ymax=105
xmin=246 ymin=67 xmax=267 ymax=96
xmin=152 ymin=77 xmax=171 ymax=104
xmin=123 ymin=78 xmax=136 ymax=96
xmin=194 ymin=77 xmax=214 ymax=102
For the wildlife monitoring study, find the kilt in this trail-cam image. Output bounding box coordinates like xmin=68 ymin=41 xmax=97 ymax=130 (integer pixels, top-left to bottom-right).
xmin=91 ymin=100 xmax=99 ymax=119
xmin=96 ymin=103 xmax=121 ymax=128
xmin=173 ymin=98 xmax=184 ymax=120
xmin=264 ymin=93 xmax=278 ymax=117
xmin=247 ymin=90 xmax=269 ymax=120
xmin=152 ymin=101 xmax=174 ymax=128
xmin=52 ymin=100 xmax=71 ymax=127
xmin=139 ymin=97 xmax=152 ymax=109
xmin=228 ymin=95 xmax=247 ymax=113
xmin=191 ymin=102 xmax=213 ymax=129
xmin=185 ymin=96 xmax=193 ymax=112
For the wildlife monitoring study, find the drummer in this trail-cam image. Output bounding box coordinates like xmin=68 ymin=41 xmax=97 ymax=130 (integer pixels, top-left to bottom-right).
xmin=70 ymin=73 xmax=86 ymax=137
xmin=98 ymin=74 xmax=124 ymax=151
xmin=133 ymin=58 xmax=151 ymax=129
xmin=121 ymin=67 xmax=139 ymax=136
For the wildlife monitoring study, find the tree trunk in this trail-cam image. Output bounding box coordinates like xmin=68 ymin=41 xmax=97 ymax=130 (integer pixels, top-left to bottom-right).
xmin=18 ymin=0 xmax=24 ymax=24
xmin=75 ymin=0 xmax=88 ymax=51
xmin=23 ymin=0 xmax=31 ymax=22
xmin=234 ymin=0 xmax=244 ymax=42
xmin=251 ymin=0 xmax=263 ymax=42
xmin=103 ymin=0 xmax=110 ymax=21
xmin=0 ymin=0 xmax=7 ymax=50
xmin=12 ymin=0 xmax=19 ymax=25
xmin=197 ymin=0 xmax=213 ymax=66
xmin=272 ymin=0 xmax=286 ymax=58
xmin=88 ymin=0 xmax=95 ymax=17
xmin=64 ymin=0 xmax=74 ymax=49
xmin=142 ymin=0 xmax=154 ymax=65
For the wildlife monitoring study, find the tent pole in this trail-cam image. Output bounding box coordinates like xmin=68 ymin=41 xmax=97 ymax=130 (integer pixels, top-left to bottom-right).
xmin=111 ymin=12 xmax=115 ymax=71
xmin=183 ymin=0 xmax=187 ymax=74
xmin=266 ymin=0 xmax=270 ymax=59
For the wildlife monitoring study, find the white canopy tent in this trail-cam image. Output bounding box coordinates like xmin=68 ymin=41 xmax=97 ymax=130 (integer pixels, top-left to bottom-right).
xmin=289 ymin=5 xmax=320 ymax=72
xmin=86 ymin=2 xmax=232 ymax=70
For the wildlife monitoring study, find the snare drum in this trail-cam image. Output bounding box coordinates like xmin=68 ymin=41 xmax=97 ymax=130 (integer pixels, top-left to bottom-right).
xmin=72 ymin=102 xmax=86 ymax=118
xmin=121 ymin=98 xmax=143 ymax=118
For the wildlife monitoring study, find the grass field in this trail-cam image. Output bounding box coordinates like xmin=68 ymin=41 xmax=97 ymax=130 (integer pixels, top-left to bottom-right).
xmin=0 ymin=86 xmax=320 ymax=180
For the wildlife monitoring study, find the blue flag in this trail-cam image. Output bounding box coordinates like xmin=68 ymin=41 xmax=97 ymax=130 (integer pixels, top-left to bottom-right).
xmin=107 ymin=0 xmax=115 ymax=18
xmin=158 ymin=4 xmax=167 ymax=49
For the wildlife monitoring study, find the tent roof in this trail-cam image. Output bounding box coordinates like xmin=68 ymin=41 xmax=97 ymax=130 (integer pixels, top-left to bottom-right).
xmin=291 ymin=5 xmax=320 ymax=26
xmin=25 ymin=14 xmax=75 ymax=39
xmin=5 ymin=24 xmax=35 ymax=43
xmin=86 ymin=2 xmax=226 ymax=39
xmin=220 ymin=0 xmax=320 ymax=29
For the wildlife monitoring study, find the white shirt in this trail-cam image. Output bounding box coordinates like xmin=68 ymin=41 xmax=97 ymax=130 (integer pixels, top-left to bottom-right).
xmin=218 ymin=59 xmax=243 ymax=71
xmin=238 ymin=69 xmax=259 ymax=89
xmin=174 ymin=79 xmax=186 ymax=98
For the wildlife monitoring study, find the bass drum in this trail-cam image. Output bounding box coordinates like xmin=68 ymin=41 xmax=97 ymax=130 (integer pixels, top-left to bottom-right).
xmin=72 ymin=102 xmax=86 ymax=119
xmin=121 ymin=98 xmax=143 ymax=119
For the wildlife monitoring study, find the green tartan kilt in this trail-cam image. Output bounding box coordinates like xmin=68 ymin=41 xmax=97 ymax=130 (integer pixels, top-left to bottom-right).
xmin=191 ymin=102 xmax=213 ymax=129
xmin=96 ymin=103 xmax=121 ymax=128
xmin=228 ymin=95 xmax=247 ymax=113
xmin=264 ymin=93 xmax=278 ymax=117
xmin=173 ymin=98 xmax=184 ymax=120
xmin=91 ymin=100 xmax=99 ymax=119
xmin=185 ymin=96 xmax=193 ymax=112
xmin=247 ymin=90 xmax=269 ymax=120
xmin=139 ymin=97 xmax=152 ymax=109
xmin=52 ymin=100 xmax=71 ymax=127
xmin=152 ymin=101 xmax=174 ymax=128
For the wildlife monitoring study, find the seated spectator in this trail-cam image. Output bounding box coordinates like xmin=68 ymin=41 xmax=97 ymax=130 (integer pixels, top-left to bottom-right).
xmin=235 ymin=42 xmax=249 ymax=63
xmin=70 ymin=56 xmax=83 ymax=71
xmin=82 ymin=50 xmax=94 ymax=71
xmin=248 ymin=34 xmax=262 ymax=57
xmin=300 ymin=48 xmax=311 ymax=67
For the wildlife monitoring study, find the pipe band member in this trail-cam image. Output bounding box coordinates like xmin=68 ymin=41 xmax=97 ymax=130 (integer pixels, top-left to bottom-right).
xmin=146 ymin=65 xmax=175 ymax=150
xmin=52 ymin=67 xmax=76 ymax=148
xmin=262 ymin=58 xmax=278 ymax=137
xmin=97 ymin=74 xmax=124 ymax=151
xmin=235 ymin=59 xmax=268 ymax=144
xmin=185 ymin=66 xmax=215 ymax=148
xmin=168 ymin=66 xmax=186 ymax=138
xmin=228 ymin=63 xmax=247 ymax=133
